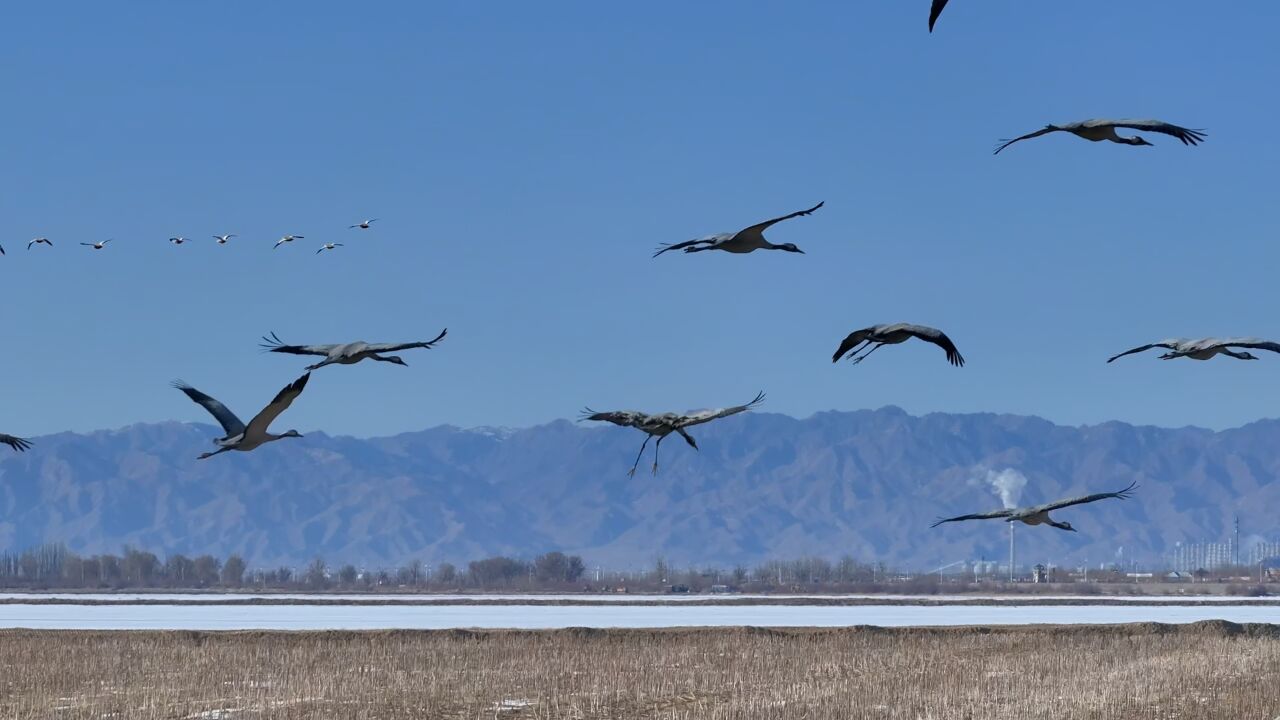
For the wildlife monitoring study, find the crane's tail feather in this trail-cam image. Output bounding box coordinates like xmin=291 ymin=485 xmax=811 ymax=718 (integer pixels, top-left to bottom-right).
xmin=259 ymin=331 xmax=287 ymax=352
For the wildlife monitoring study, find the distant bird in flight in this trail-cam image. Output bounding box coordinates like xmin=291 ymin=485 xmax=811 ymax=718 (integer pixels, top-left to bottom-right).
xmin=169 ymin=237 xmax=189 ymax=245
xmin=349 ymin=219 xmax=378 ymax=229
xmin=214 ymin=234 xmax=237 ymax=245
xmin=653 ymin=201 xmax=822 ymax=258
xmin=316 ymin=242 xmax=343 ymax=254
xmin=1107 ymin=337 xmax=1280 ymax=363
xmin=260 ymin=329 xmax=448 ymax=370
xmin=173 ymin=373 xmax=310 ymax=459
xmin=274 ymin=234 xmax=304 ymax=249
xmin=833 ymin=323 xmax=964 ymax=367
xmin=994 ymin=119 xmax=1206 ymax=155
xmin=932 ymin=481 xmax=1138 ymax=532
xmin=929 ymin=0 xmax=950 ymax=32
xmin=80 ymin=240 xmax=111 ymax=250
xmin=28 ymin=237 xmax=52 ymax=250
xmin=580 ymin=392 xmax=765 ymax=476
xmin=1 ymin=433 xmax=32 ymax=452
xmin=0 ymin=244 xmax=5 ymax=255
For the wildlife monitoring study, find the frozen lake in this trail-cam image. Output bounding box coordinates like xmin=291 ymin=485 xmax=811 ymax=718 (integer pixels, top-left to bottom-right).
xmin=1 ymin=602 xmax=1276 ymax=630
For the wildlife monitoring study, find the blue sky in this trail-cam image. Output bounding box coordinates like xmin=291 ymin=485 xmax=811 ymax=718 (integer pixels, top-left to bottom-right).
xmin=3 ymin=1 xmax=1278 ymax=437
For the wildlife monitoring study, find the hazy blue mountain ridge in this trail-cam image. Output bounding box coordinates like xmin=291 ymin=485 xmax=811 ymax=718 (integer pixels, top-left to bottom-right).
xmin=1 ymin=408 xmax=1275 ymax=569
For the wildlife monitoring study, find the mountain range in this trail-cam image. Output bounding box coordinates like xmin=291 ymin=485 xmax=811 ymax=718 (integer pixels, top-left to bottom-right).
xmin=2 ymin=407 xmax=1277 ymax=570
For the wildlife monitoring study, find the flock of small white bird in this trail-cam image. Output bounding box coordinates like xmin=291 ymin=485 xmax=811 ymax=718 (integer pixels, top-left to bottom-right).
xmin=0 ymin=4 xmax=1262 ymax=534
xmin=1 ymin=218 xmax=379 ymax=257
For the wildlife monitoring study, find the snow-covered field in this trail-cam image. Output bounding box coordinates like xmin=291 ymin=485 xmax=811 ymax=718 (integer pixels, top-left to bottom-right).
xmin=1 ymin=602 xmax=1277 ymax=630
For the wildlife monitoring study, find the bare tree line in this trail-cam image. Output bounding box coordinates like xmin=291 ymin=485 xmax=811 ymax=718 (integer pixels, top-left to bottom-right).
xmin=2 ymin=544 xmax=1268 ymax=593
xmin=0 ymin=544 xmax=588 ymax=591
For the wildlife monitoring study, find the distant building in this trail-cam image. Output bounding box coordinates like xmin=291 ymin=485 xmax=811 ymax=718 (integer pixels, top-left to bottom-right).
xmin=709 ymin=584 xmax=732 ymax=594
xmin=1250 ymin=541 xmax=1280 ymax=566
xmin=1171 ymin=538 xmax=1280 ymax=571
xmin=1032 ymin=564 xmax=1048 ymax=583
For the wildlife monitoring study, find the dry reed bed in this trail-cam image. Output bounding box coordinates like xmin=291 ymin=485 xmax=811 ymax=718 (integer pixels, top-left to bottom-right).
xmin=1 ymin=622 xmax=1277 ymax=719
xmin=4 ymin=596 xmax=1278 ymax=607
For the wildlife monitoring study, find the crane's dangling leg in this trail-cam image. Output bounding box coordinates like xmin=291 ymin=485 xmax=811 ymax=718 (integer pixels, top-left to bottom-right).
xmin=851 ymin=342 xmax=885 ymax=365
xmin=627 ymin=435 xmax=652 ymax=477
xmin=838 ymin=340 xmax=869 ymax=361
xmin=653 ymin=435 xmax=667 ymax=475
xmin=197 ymin=446 xmax=235 ymax=460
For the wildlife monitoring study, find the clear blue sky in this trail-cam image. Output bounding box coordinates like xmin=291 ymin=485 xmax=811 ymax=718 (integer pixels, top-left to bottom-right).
xmin=4 ymin=2 xmax=1278 ymax=437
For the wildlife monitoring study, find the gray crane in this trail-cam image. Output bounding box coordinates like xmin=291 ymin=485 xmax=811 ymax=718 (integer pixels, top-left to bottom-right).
xmin=349 ymin=219 xmax=378 ymax=229
xmin=260 ymin=328 xmax=447 ymax=370
xmin=80 ymin=240 xmax=111 ymax=250
xmin=214 ymin=234 xmax=237 ymax=245
xmin=832 ymin=323 xmax=964 ymax=367
xmin=580 ymin=391 xmax=765 ymax=476
xmin=653 ymin=202 xmax=822 ymax=258
xmin=169 ymin=237 xmax=190 ymax=245
xmin=316 ymin=242 xmax=344 ymax=254
xmin=1 ymin=433 xmax=32 ymax=452
xmin=1107 ymin=337 xmax=1280 ymax=363
xmin=994 ymin=119 xmax=1206 ymax=155
xmin=28 ymin=237 xmax=52 ymax=250
xmin=929 ymin=0 xmax=950 ymax=32
xmin=173 ymin=373 xmax=310 ymax=459
xmin=932 ymin=481 xmax=1138 ymax=532
xmin=274 ymin=234 xmax=304 ymax=249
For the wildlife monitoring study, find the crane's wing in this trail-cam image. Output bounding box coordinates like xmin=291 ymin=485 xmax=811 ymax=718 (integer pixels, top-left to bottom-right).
xmin=1105 ymin=339 xmax=1184 ymax=363
xmin=0 ymin=433 xmax=32 ymax=452
xmin=172 ymin=381 xmax=246 ymax=436
xmin=902 ymin=324 xmax=964 ymax=366
xmin=653 ymin=235 xmax=724 ymax=258
xmin=245 ymin=373 xmax=311 ymax=437
xmin=579 ymin=409 xmax=650 ymax=428
xmin=1216 ymin=338 xmax=1280 ymax=355
xmin=832 ymin=326 xmax=877 ymax=362
xmin=1031 ymin=481 xmax=1138 ymax=514
xmin=1102 ymin=120 xmax=1207 ymax=146
xmin=739 ymin=201 xmax=824 ymax=236
xmin=79 ymin=242 xmax=95 ymax=247
xmin=676 ymin=391 xmax=765 ymax=428
xmin=993 ymin=125 xmax=1062 ymax=155
xmin=360 ymin=329 xmax=448 ymax=353
xmin=930 ymin=508 xmax=1015 ymax=527
xmin=259 ymin=332 xmax=339 ymax=357
xmin=929 ymin=0 xmax=950 ymax=31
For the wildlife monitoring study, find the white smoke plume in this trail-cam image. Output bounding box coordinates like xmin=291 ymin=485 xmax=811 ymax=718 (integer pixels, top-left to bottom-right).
xmin=972 ymin=467 xmax=1028 ymax=509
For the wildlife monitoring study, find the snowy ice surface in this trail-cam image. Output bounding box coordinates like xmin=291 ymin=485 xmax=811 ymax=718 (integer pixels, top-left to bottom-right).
xmin=0 ymin=603 xmax=1276 ymax=630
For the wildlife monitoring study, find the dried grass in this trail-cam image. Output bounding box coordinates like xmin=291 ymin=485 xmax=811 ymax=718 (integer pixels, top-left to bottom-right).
xmin=1 ymin=621 xmax=1277 ymax=719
